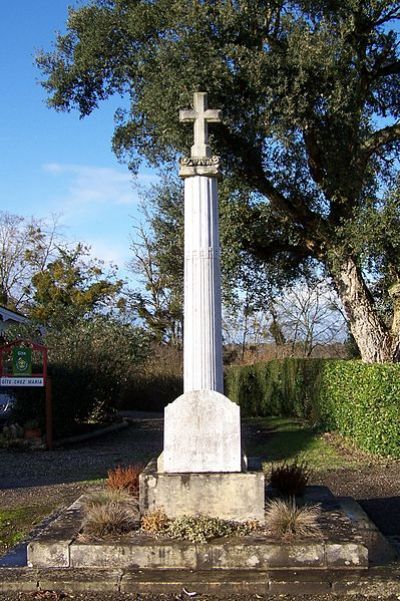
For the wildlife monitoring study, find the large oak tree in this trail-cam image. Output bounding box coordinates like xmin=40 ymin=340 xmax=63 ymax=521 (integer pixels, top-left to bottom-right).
xmin=38 ymin=0 xmax=400 ymax=361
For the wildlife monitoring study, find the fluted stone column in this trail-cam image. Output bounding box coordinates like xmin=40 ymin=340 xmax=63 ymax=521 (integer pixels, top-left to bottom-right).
xmin=182 ymin=173 xmax=223 ymax=393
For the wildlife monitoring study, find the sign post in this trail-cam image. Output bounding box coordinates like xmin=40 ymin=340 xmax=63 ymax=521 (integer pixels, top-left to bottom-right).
xmin=0 ymin=340 xmax=52 ymax=450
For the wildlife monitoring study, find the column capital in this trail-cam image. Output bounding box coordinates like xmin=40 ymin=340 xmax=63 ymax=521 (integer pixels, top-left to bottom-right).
xmin=179 ymin=155 xmax=221 ymax=178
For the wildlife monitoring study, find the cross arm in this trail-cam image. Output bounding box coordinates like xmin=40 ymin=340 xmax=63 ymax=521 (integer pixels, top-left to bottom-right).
xmin=205 ymin=109 xmax=223 ymax=123
xmin=179 ymin=109 xmax=197 ymax=122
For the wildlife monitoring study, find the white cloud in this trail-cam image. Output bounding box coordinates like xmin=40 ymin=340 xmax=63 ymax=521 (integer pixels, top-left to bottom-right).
xmin=43 ymin=162 xmax=143 ymax=207
xmin=40 ymin=162 xmax=159 ymax=270
xmin=85 ymin=237 xmax=129 ymax=268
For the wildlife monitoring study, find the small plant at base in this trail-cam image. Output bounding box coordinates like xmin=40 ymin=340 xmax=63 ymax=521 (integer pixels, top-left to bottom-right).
xmin=269 ymin=461 xmax=311 ymax=496
xmin=236 ymin=519 xmax=261 ymax=536
xmin=141 ymin=508 xmax=170 ymax=534
xmin=265 ymin=498 xmax=321 ymax=540
xmin=81 ymin=489 xmax=140 ymax=538
xmin=107 ymin=464 xmax=143 ymax=497
xmin=166 ymin=515 xmax=237 ymax=543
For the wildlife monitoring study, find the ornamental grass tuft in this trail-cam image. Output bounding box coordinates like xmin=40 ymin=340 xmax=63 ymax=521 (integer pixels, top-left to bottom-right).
xmin=81 ymin=489 xmax=140 ymax=537
xmin=265 ymin=498 xmax=321 ymax=540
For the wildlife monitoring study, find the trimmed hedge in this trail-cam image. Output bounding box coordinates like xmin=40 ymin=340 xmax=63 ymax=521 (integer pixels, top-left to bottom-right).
xmin=225 ymin=359 xmax=400 ymax=458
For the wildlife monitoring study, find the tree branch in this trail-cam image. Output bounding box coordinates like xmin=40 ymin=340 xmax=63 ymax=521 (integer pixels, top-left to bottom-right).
xmin=376 ymin=60 xmax=400 ymax=77
xmin=221 ymin=127 xmax=328 ymax=245
xmin=361 ymin=122 xmax=400 ymax=157
xmin=243 ymin=235 xmax=311 ymax=264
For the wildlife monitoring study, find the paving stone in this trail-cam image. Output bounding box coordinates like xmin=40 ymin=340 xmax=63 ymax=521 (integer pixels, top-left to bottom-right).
xmin=195 ymin=541 xmax=325 ymax=570
xmin=70 ymin=540 xmax=197 ymax=569
xmin=325 ymin=543 xmax=368 ymax=568
xmin=37 ymin=568 xmax=122 ymax=593
xmin=120 ymin=570 xmax=270 ymax=595
xmin=0 ymin=568 xmax=38 ymax=592
xmin=27 ymin=498 xmax=83 ymax=568
xmin=331 ymin=577 xmax=369 ymax=592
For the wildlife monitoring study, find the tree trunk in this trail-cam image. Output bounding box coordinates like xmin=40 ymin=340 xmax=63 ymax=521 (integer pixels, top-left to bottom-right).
xmin=389 ymin=283 xmax=400 ymax=361
xmin=333 ymin=257 xmax=394 ymax=362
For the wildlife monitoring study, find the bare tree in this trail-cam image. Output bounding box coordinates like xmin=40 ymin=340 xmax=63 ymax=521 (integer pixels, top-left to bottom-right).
xmin=0 ymin=212 xmax=61 ymax=311
xmin=129 ymin=215 xmax=183 ymax=346
xmin=276 ymin=281 xmax=347 ymax=357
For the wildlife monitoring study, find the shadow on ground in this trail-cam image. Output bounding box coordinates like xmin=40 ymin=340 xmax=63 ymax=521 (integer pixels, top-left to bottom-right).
xmin=360 ymin=497 xmax=400 ymax=536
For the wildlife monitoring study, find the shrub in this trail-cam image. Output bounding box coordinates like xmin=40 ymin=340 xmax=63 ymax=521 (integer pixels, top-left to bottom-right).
xmin=164 ymin=515 xmax=260 ymax=543
xmin=225 ymin=358 xmax=400 ymax=457
xmin=119 ymin=345 xmax=183 ymax=412
xmin=269 ymin=461 xmax=312 ymax=497
xmin=141 ymin=508 xmax=170 ymax=534
xmin=107 ymin=464 xmax=143 ymax=497
xmin=9 ymin=317 xmax=150 ymax=437
xmin=265 ymin=499 xmax=321 ymax=540
xmin=81 ymin=489 xmax=140 ymax=538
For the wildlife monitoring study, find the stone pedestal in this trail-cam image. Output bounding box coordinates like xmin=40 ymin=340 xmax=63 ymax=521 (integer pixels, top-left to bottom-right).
xmin=161 ymin=390 xmax=241 ymax=473
xmin=140 ymin=460 xmax=265 ymax=523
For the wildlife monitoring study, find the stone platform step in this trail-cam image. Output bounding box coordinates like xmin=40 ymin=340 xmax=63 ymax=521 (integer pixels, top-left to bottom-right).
xmin=27 ymin=489 xmax=371 ymax=571
xmin=1 ymin=566 xmax=400 ymax=596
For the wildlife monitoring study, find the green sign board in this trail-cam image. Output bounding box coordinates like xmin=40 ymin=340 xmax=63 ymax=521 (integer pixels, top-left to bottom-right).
xmin=12 ymin=348 xmax=32 ymax=376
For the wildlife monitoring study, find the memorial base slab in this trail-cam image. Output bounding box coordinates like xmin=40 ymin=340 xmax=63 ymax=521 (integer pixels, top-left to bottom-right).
xmin=139 ymin=459 xmax=265 ymax=523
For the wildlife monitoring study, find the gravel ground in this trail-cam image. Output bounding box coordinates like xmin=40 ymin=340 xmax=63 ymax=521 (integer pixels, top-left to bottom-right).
xmin=1 ymin=416 xmax=400 ymax=600
xmin=0 ymin=419 xmax=163 ymax=508
xmin=1 ymin=418 xmax=399 ymax=534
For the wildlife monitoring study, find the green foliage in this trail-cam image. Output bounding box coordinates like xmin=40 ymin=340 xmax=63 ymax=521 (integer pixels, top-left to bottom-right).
xmin=120 ymin=372 xmax=182 ymax=413
xmin=37 ymin=0 xmax=400 ymax=361
xmin=119 ymin=345 xmax=183 ymax=412
xmin=0 ymin=505 xmax=54 ymax=556
xmin=253 ymin=418 xmax=354 ymax=472
xmin=10 ymin=317 xmax=150 ymax=437
xmin=166 ymin=515 xmax=258 ymax=543
xmin=30 ymin=244 xmax=124 ymax=328
xmin=226 ymin=359 xmax=400 ymax=457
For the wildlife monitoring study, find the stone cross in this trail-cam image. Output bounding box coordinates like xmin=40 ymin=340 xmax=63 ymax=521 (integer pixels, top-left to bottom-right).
xmin=178 ymin=91 xmax=224 ymax=395
xmin=179 ymin=92 xmax=222 ymax=158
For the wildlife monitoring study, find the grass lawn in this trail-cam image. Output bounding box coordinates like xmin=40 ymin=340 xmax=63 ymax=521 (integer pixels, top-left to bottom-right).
xmin=0 ymin=505 xmax=55 ymax=556
xmin=244 ymin=416 xmax=362 ymax=472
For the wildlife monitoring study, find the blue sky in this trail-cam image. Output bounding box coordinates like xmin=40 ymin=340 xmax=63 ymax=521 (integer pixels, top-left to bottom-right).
xmin=0 ymin=1 xmax=156 ymax=270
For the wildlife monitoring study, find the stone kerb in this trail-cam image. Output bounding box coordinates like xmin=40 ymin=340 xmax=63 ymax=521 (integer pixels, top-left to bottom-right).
xmin=162 ymin=390 xmax=241 ymax=473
